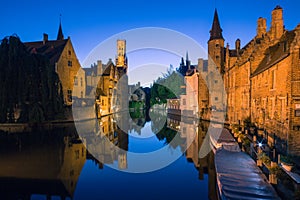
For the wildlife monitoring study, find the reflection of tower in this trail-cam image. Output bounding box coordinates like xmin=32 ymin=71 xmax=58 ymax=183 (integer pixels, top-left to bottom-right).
xmin=116 ymin=125 xmax=128 ymax=169
xmin=115 ymin=39 xmax=129 ymax=134
xmin=118 ymin=153 xmax=127 ymax=170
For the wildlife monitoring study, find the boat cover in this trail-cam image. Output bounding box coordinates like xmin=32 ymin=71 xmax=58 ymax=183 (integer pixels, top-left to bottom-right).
xmin=215 ymin=149 xmax=280 ymax=200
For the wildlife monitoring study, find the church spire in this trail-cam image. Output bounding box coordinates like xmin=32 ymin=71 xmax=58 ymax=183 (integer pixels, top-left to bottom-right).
xmin=57 ymin=15 xmax=64 ymax=40
xmin=209 ymin=9 xmax=223 ymax=41
xmin=186 ymin=51 xmax=191 ymax=70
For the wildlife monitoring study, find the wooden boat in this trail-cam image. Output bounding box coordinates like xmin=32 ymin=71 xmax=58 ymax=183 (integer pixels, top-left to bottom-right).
xmin=209 ymin=126 xmax=240 ymax=153
xmin=215 ymin=149 xmax=280 ymax=200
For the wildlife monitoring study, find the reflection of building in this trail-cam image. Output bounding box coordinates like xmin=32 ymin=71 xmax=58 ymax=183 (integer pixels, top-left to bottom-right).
xmin=129 ymin=82 xmax=146 ymax=102
xmin=25 ymin=22 xmax=85 ymax=105
xmin=84 ymin=115 xmax=128 ymax=170
xmin=0 ymin=131 xmax=86 ymax=199
xmin=166 ymin=116 xmax=217 ymax=200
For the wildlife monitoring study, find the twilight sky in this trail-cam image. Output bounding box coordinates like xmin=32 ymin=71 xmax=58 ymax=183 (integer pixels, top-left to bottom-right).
xmin=1 ymin=0 xmax=299 ymax=85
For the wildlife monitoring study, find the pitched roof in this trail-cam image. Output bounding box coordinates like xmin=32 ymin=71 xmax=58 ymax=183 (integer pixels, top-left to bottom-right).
xmin=209 ymin=9 xmax=224 ymax=41
xmin=24 ymin=39 xmax=68 ymax=66
xmin=252 ymin=30 xmax=296 ymax=77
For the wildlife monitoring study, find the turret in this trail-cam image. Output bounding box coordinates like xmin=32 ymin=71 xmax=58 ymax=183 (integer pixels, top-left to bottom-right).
xmin=208 ymin=9 xmax=224 ymax=74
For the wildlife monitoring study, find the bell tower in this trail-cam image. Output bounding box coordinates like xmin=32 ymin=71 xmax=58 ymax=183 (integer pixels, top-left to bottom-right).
xmin=116 ymin=39 xmax=127 ymax=74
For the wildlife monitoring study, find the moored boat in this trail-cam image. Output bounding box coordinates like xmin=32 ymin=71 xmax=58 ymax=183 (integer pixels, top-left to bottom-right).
xmin=215 ymin=149 xmax=280 ymax=200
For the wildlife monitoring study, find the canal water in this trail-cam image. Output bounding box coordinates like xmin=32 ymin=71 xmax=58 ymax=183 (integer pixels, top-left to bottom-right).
xmin=0 ymin=110 xmax=217 ymax=200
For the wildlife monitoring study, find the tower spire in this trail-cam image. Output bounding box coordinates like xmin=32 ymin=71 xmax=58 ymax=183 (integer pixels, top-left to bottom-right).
xmin=186 ymin=51 xmax=189 ymax=62
xmin=209 ymin=9 xmax=223 ymax=41
xmin=186 ymin=51 xmax=191 ymax=70
xmin=57 ymin=15 xmax=64 ymax=40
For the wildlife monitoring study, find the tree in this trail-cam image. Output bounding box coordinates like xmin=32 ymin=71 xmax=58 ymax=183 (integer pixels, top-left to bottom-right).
xmin=0 ymin=36 xmax=64 ymax=123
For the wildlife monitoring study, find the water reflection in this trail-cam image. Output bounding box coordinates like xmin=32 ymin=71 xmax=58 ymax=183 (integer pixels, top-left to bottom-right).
xmin=0 ymin=111 xmax=218 ymax=199
xmin=167 ymin=116 xmax=218 ymax=200
xmin=0 ymin=127 xmax=85 ymax=200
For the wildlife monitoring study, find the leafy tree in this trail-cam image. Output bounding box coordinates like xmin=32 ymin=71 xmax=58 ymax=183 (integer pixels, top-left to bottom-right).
xmin=150 ymin=68 xmax=185 ymax=106
xmin=0 ymin=36 xmax=64 ymax=123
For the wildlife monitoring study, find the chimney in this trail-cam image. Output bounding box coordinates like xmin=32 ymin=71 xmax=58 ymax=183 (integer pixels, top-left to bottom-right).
xmin=235 ymin=39 xmax=241 ymax=56
xmin=97 ymin=60 xmax=102 ymax=76
xmin=257 ymin=17 xmax=267 ymax=38
xmin=271 ymin=5 xmax=284 ymax=40
xmin=235 ymin=39 xmax=241 ymax=50
xmin=43 ymin=33 xmax=48 ymax=45
xmin=198 ymin=58 xmax=204 ymax=71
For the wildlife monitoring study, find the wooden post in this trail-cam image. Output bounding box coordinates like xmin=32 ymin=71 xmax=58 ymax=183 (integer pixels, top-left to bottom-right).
xmin=257 ymin=148 xmax=262 ymax=167
xmin=253 ymin=135 xmax=257 ymax=147
xmin=269 ymin=161 xmax=278 ymax=184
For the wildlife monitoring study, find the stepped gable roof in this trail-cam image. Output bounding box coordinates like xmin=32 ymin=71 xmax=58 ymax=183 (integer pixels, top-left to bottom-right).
xmin=252 ymin=30 xmax=296 ymax=77
xmin=25 ymin=39 xmax=68 ymax=66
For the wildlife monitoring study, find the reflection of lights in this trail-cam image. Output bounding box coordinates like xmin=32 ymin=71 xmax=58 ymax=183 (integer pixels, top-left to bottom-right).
xmin=258 ymin=142 xmax=263 ymax=148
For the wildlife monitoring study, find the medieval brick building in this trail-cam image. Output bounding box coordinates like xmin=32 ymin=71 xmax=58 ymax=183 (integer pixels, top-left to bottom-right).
xmin=202 ymin=6 xmax=300 ymax=156
xmin=85 ymin=40 xmax=128 ymax=117
xmin=25 ymin=22 xmax=86 ymax=105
